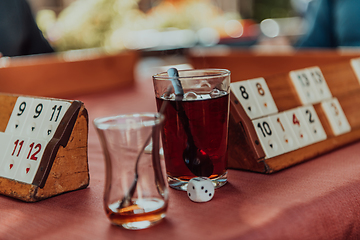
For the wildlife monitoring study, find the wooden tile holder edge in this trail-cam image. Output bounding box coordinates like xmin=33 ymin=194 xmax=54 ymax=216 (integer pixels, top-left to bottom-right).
xmin=228 ymin=59 xmax=360 ymax=173
xmin=0 ymin=94 xmax=89 ymax=202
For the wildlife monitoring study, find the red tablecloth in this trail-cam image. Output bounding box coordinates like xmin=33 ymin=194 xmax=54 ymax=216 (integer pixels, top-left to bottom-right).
xmin=1 ymin=78 xmax=360 ymax=240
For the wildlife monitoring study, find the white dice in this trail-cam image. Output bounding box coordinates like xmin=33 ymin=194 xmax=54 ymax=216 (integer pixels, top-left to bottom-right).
xmin=187 ymin=177 xmax=215 ymax=203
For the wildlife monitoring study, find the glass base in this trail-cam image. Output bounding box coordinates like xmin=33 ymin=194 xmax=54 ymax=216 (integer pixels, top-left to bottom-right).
xmin=107 ymin=198 xmax=167 ymax=230
xmin=114 ymin=213 xmax=166 ymax=230
xmin=168 ymin=171 xmax=228 ymax=191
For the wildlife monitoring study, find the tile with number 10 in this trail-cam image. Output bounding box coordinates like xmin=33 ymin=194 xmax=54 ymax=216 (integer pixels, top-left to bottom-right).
xmin=252 ymin=117 xmax=285 ymax=158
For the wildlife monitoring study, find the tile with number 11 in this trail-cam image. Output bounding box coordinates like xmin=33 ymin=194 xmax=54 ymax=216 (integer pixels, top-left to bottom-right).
xmin=37 ymin=100 xmax=71 ymax=141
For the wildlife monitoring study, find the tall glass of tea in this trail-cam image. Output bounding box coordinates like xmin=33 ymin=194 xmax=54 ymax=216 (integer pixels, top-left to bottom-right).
xmin=94 ymin=113 xmax=168 ymax=230
xmin=153 ymin=69 xmax=230 ymax=191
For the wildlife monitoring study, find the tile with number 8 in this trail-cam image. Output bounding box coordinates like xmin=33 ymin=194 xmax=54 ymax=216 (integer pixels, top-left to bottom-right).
xmin=268 ymin=113 xmax=300 ymax=153
xmin=230 ymin=81 xmax=263 ymax=119
xmin=321 ymin=98 xmax=351 ymax=136
xmin=247 ymin=77 xmax=278 ymax=116
xmin=252 ymin=117 xmax=285 ymax=158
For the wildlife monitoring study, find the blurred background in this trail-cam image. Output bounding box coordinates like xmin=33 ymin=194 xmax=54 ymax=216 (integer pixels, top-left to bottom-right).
xmin=3 ymin=0 xmax=335 ymax=99
xmin=28 ymin=0 xmax=310 ymax=53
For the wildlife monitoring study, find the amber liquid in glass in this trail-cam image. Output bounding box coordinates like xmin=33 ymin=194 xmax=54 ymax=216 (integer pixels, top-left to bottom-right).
xmin=106 ymin=198 xmax=167 ymax=227
xmin=156 ymin=93 xmax=229 ymax=181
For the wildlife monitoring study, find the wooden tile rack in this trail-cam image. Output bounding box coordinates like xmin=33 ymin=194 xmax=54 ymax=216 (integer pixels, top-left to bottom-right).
xmin=0 ymin=94 xmax=89 ymax=202
xmin=228 ymin=58 xmax=360 ymax=173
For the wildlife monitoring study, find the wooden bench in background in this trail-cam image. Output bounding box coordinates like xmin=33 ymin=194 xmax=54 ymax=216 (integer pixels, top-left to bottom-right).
xmin=0 ymin=49 xmax=138 ymax=99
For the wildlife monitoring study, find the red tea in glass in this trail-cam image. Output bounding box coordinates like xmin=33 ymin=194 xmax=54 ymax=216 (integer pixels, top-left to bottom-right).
xmin=153 ymin=69 xmax=230 ymax=190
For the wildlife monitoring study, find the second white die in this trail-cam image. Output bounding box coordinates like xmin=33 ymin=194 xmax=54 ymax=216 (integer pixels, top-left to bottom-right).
xmin=187 ymin=177 xmax=215 ymax=203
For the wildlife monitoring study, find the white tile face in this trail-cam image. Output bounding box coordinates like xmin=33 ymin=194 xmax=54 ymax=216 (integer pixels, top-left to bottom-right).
xmin=14 ymin=139 xmax=47 ymax=184
xmin=21 ymin=99 xmax=51 ymax=138
xmin=298 ymin=105 xmax=327 ymax=142
xmin=351 ymin=58 xmax=360 ymax=83
xmin=247 ymin=78 xmax=278 ymax=116
xmin=0 ymin=136 xmax=30 ymax=180
xmin=230 ymin=81 xmax=263 ymax=119
xmin=321 ymin=98 xmax=351 ymax=136
xmin=37 ymin=100 xmax=71 ymax=141
xmin=252 ymin=117 xmax=285 ymax=158
xmin=283 ymin=108 xmax=315 ymax=147
xmin=0 ymin=133 xmax=11 ymax=166
xmin=5 ymin=97 xmax=34 ymax=135
xmin=268 ymin=113 xmax=300 ymax=153
xmin=1 ymin=98 xmax=73 ymax=184
xmin=290 ymin=70 xmax=319 ymax=104
xmin=306 ymin=67 xmax=332 ymax=101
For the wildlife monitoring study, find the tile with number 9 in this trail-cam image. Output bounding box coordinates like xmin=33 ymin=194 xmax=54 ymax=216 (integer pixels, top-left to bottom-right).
xmin=22 ymin=99 xmax=51 ymax=138
xmin=5 ymin=97 xmax=34 ymax=135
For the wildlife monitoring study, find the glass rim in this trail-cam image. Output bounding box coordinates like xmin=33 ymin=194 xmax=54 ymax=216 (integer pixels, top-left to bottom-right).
xmin=152 ymin=68 xmax=230 ymax=80
xmin=93 ymin=112 xmax=164 ymax=130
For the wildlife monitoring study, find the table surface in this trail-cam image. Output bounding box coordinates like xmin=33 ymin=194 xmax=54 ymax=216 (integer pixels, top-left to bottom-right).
xmin=1 ymin=73 xmax=360 ymax=240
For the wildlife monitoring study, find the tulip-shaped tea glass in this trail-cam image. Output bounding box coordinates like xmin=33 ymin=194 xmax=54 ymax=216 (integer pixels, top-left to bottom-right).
xmin=94 ymin=113 xmax=168 ymax=230
xmin=153 ymin=69 xmax=230 ymax=191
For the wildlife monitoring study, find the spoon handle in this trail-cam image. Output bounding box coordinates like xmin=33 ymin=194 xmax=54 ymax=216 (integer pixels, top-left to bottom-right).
xmin=167 ymin=68 xmax=196 ymax=145
xmin=172 ymin=100 xmax=196 ymax=146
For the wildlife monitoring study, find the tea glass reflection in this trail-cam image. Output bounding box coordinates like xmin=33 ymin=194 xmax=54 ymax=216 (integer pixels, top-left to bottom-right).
xmin=94 ymin=113 xmax=168 ymax=230
xmin=153 ymin=69 xmax=230 ymax=191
